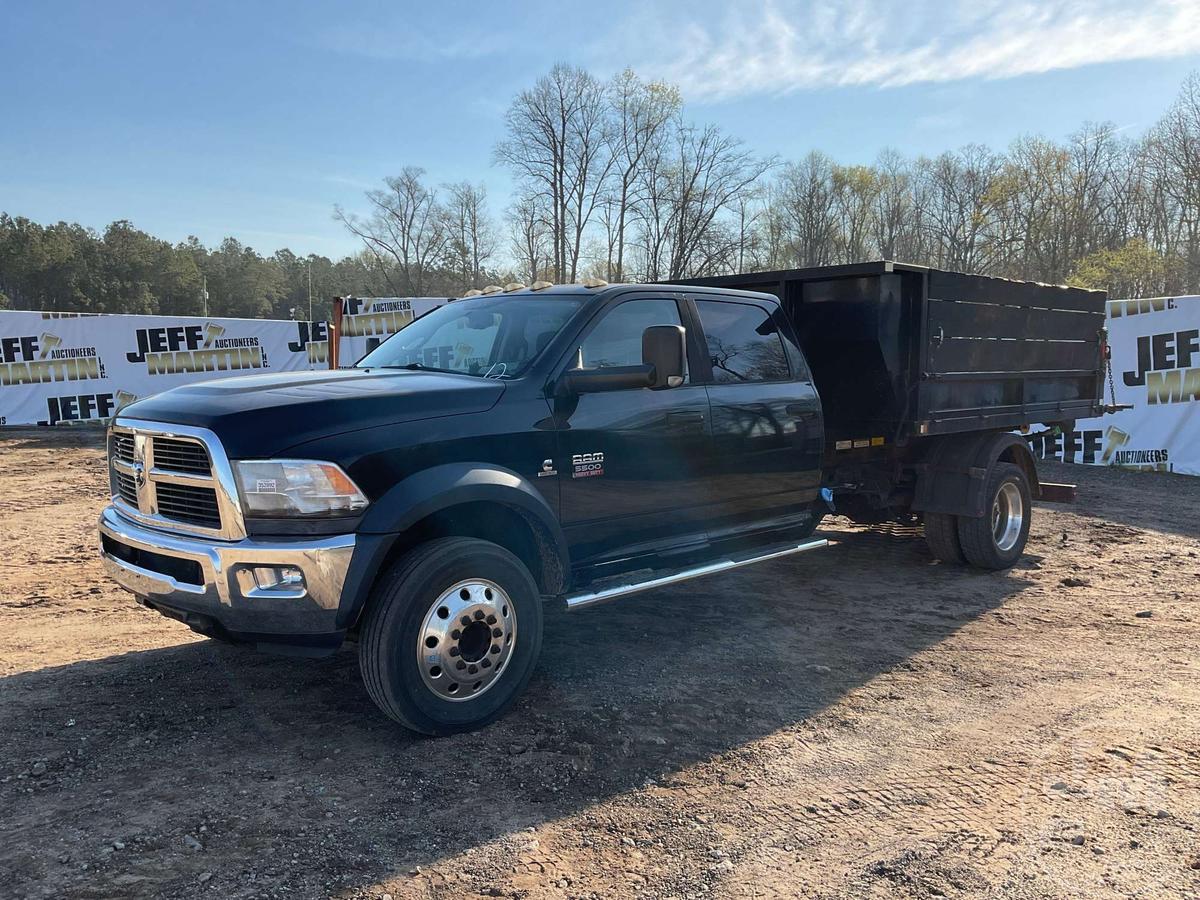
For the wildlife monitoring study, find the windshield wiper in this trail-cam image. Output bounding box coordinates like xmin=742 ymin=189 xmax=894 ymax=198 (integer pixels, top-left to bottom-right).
xmin=374 ymin=362 xmax=466 ymax=375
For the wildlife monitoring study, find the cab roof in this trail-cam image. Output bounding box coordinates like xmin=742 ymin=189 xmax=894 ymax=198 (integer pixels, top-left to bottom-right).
xmin=462 ymin=281 xmax=779 ymax=304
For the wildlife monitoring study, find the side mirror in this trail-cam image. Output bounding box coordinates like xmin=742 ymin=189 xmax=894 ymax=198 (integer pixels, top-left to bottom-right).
xmin=556 ymin=323 xmax=687 ymax=395
xmin=642 ymin=325 xmax=686 ymax=389
xmin=560 ymin=365 xmax=654 ymax=394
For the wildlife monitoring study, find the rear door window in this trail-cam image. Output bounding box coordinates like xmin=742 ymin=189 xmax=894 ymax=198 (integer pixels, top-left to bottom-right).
xmin=694 ymin=299 xmax=791 ymax=383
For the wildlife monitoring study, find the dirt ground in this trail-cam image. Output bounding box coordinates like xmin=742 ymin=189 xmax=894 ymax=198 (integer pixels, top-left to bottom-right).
xmin=0 ymin=428 xmax=1198 ymax=900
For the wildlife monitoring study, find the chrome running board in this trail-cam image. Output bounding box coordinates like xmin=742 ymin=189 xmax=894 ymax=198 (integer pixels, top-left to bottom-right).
xmin=563 ymin=537 xmax=828 ymax=611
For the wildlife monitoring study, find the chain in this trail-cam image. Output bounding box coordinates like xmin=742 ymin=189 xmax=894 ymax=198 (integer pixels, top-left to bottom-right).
xmin=1103 ymin=327 xmax=1118 ymax=410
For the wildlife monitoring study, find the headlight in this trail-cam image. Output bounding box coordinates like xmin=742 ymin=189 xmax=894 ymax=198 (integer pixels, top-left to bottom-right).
xmin=233 ymin=460 xmax=368 ymax=517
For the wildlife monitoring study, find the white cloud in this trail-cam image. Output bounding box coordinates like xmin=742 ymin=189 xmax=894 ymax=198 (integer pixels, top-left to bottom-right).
xmin=602 ymin=0 xmax=1200 ymax=100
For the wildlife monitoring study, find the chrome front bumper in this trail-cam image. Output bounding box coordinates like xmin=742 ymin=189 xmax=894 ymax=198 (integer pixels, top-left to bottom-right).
xmin=98 ymin=505 xmax=356 ymax=637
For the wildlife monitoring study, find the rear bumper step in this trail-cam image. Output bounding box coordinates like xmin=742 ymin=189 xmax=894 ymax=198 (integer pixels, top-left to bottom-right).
xmin=1039 ymin=482 xmax=1077 ymax=504
xmin=564 ymin=538 xmax=828 ymax=611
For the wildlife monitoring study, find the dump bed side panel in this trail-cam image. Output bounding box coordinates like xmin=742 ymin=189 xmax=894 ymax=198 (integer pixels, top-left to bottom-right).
xmin=920 ymin=271 xmax=1106 ymax=434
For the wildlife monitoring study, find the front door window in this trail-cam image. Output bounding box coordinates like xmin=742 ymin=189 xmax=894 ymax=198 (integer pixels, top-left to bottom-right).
xmin=578 ymin=298 xmax=684 ymax=376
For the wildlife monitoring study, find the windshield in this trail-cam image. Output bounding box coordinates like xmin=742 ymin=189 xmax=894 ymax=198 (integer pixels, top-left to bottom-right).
xmin=357 ymin=295 xmax=583 ymax=377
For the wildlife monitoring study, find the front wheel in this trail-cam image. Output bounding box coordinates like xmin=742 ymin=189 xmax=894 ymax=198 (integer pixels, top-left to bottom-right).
xmin=358 ymin=537 xmax=543 ymax=735
xmin=956 ymin=462 xmax=1032 ymax=570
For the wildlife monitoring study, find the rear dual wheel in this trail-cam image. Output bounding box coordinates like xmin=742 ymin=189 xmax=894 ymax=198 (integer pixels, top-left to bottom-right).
xmin=924 ymin=462 xmax=1032 ymax=570
xmin=359 ymin=537 xmax=543 ymax=735
xmin=923 ymin=511 xmax=964 ymax=563
xmin=959 ymin=462 xmax=1031 ymax=569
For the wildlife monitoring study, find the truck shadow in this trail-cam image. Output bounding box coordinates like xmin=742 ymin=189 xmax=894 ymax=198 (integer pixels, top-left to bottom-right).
xmin=0 ymin=528 xmax=1030 ymax=897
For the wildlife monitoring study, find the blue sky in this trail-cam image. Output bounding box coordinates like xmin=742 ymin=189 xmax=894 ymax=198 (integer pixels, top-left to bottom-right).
xmin=3 ymin=0 xmax=1199 ymax=260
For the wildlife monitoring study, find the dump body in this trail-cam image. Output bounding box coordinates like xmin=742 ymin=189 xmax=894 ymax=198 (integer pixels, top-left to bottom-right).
xmin=679 ymin=261 xmax=1107 ymax=450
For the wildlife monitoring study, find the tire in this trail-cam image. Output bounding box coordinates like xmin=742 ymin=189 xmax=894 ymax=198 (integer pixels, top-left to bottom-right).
xmin=956 ymin=462 xmax=1032 ymax=570
xmin=358 ymin=536 xmax=543 ymax=735
xmin=924 ymin=512 xmax=965 ymax=563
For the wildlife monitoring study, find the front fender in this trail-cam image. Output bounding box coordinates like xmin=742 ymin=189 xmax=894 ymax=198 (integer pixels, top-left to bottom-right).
xmin=358 ymin=462 xmax=564 ymax=543
xmin=333 ymin=463 xmax=570 ymax=631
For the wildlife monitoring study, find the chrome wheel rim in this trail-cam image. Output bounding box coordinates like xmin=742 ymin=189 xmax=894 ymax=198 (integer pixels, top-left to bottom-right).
xmin=991 ymin=482 xmax=1024 ymax=552
xmin=416 ymin=579 xmax=516 ymax=702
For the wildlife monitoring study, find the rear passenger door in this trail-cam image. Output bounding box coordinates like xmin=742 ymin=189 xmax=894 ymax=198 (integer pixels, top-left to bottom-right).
xmin=690 ymin=296 xmax=823 ymax=540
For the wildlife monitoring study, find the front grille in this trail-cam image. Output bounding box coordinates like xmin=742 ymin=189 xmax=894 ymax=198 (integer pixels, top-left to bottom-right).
xmin=154 ymin=483 xmax=222 ymax=529
xmin=112 ymin=432 xmax=135 ymax=463
xmin=108 ymin=425 xmax=230 ymax=535
xmin=114 ymin=469 xmax=138 ymax=506
xmin=152 ymin=437 xmax=210 ymax=474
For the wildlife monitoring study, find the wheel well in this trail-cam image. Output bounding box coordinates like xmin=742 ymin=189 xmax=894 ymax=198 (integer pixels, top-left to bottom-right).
xmin=377 ymin=501 xmax=565 ymax=598
xmin=998 ymin=443 xmax=1041 ymax=498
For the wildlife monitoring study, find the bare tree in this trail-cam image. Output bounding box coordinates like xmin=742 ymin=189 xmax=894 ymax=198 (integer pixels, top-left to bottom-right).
xmin=1065 ymin=123 xmax=1124 ymax=263
xmin=603 ymin=69 xmax=680 ymax=281
xmin=871 ymin=148 xmax=923 ymax=261
xmin=444 ymin=181 xmax=495 ymax=291
xmin=668 ymin=124 xmax=773 ymax=278
xmin=731 ymin=187 xmax=768 ymax=273
xmin=992 ymin=136 xmax=1065 ymax=280
xmin=507 ymin=192 xmax=551 ymax=285
xmin=1145 ymin=72 xmax=1200 ymax=291
xmin=832 ymin=164 xmax=879 ymax=262
xmin=776 ymin=152 xmax=839 ymax=267
xmin=335 ymin=167 xmax=449 ymax=296
xmin=921 ymin=145 xmax=1005 ymax=273
xmin=630 ymin=120 xmax=772 ymax=280
xmin=755 ymin=181 xmax=791 ymax=270
xmin=496 ymin=64 xmax=614 ymax=283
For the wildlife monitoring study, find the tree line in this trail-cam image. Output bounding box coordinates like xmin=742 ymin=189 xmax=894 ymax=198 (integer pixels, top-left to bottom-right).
xmin=3 ymin=66 xmax=1199 ymax=316
xmin=0 ymin=218 xmax=408 ymax=319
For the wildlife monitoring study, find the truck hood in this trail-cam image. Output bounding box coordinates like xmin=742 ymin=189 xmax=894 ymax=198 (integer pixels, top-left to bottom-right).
xmin=120 ymin=369 xmax=505 ymax=458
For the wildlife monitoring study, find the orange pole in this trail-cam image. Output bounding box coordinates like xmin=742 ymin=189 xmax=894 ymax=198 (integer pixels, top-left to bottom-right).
xmin=329 ymin=297 xmax=344 ymax=370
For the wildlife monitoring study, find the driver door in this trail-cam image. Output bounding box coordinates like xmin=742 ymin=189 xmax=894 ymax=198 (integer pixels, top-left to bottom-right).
xmin=554 ymin=294 xmax=714 ymax=568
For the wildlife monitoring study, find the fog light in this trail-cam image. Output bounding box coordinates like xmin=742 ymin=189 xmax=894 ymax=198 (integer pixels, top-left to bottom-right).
xmin=250 ymin=566 xmax=306 ymax=591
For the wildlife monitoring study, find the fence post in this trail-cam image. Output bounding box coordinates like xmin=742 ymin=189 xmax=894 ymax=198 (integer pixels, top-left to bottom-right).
xmin=329 ymin=297 xmax=344 ymax=370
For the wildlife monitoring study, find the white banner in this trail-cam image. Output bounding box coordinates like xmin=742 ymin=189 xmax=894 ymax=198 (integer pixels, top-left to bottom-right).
xmin=7 ymin=295 xmax=1195 ymax=473
xmin=287 ymin=297 xmax=453 ymax=368
xmin=0 ymin=298 xmax=449 ymax=426
xmin=1025 ymin=295 xmax=1200 ymax=475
